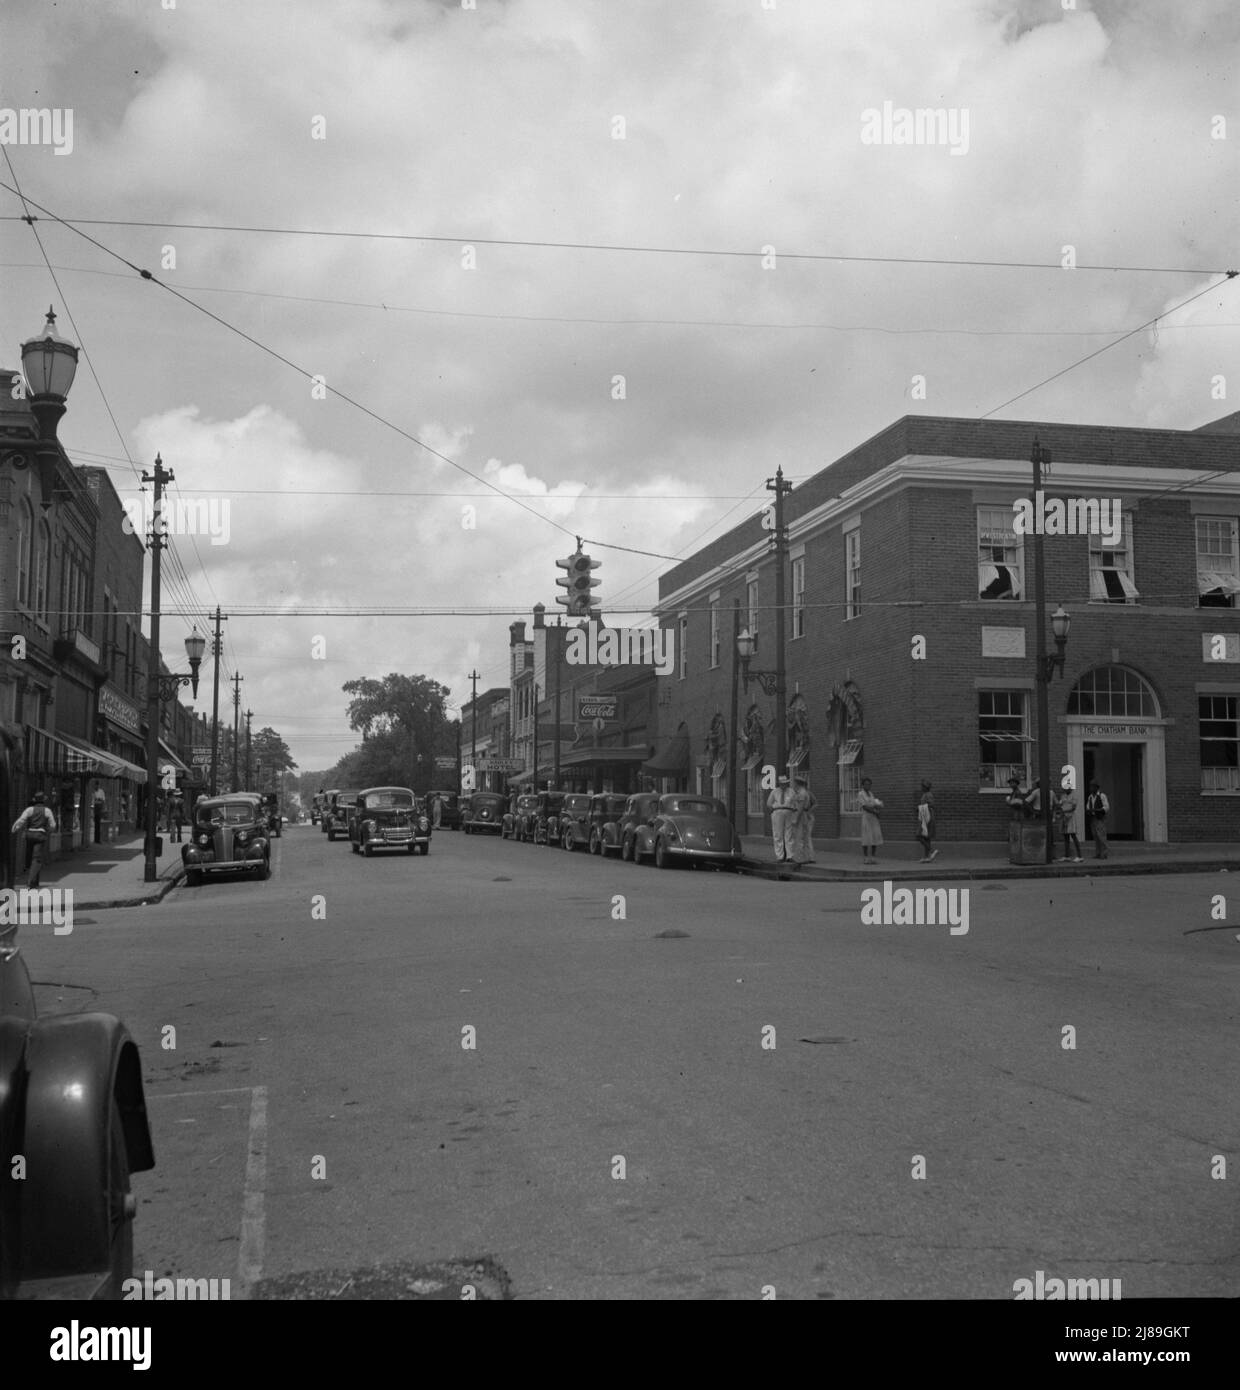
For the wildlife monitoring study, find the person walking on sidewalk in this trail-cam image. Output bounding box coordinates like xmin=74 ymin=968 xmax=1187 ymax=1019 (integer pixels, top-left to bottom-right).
xmin=916 ymin=780 xmax=938 ymax=863
xmin=858 ymin=777 xmax=883 ymax=865
xmin=1086 ymin=781 xmax=1109 ymax=859
xmin=766 ymin=776 xmax=796 ymax=863
xmin=92 ymin=781 xmax=106 ymax=844
xmin=169 ymin=792 xmax=186 ymax=843
xmin=12 ymin=792 xmax=57 ymax=889
xmin=790 ymin=776 xmax=817 ymax=868
xmin=1055 ymin=782 xmax=1083 ymax=862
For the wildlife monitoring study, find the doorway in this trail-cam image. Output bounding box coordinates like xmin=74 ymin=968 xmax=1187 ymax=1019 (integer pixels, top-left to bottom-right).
xmin=1083 ymin=742 xmax=1145 ymax=840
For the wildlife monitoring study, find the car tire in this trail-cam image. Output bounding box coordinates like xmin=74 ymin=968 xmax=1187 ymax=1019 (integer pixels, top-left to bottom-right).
xmin=185 ymin=869 xmax=202 ymax=887
xmin=327 ymin=826 xmax=336 ymax=841
xmin=407 ymin=842 xmax=416 ymax=855
xmin=363 ymin=844 xmax=373 ymax=857
xmin=418 ymin=842 xmax=429 ymax=855
xmin=588 ymin=830 xmax=599 ymax=855
xmin=260 ymin=857 xmax=271 ymax=880
xmin=562 ymin=829 xmax=572 ymax=852
xmin=351 ymin=841 xmax=359 ymax=854
xmin=620 ymin=835 xmax=631 ymax=862
xmin=655 ymin=838 xmax=671 ymax=870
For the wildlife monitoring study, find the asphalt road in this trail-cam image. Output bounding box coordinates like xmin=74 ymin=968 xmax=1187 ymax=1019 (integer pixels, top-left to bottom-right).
xmin=20 ymin=824 xmax=1240 ymax=1300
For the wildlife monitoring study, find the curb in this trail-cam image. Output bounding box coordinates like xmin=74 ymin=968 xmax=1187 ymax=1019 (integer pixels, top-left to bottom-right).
xmin=739 ymin=857 xmax=1240 ymax=883
xmin=71 ymin=867 xmax=187 ymax=911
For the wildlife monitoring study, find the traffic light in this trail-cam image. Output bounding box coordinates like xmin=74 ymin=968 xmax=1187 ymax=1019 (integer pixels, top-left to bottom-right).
xmin=555 ymin=550 xmax=601 ymax=617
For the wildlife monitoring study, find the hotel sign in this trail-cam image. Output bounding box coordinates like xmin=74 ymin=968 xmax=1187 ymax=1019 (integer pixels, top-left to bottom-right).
xmin=1076 ymin=724 xmax=1152 ymax=737
xmin=98 ymin=685 xmax=139 ymax=734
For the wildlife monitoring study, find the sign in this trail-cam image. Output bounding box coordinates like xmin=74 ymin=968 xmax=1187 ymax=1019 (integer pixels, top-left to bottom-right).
xmin=1076 ymin=724 xmax=1153 ymax=737
xmin=434 ymin=756 xmax=457 ymax=770
xmin=191 ymin=746 xmax=213 ymax=767
xmin=577 ymin=695 xmax=617 ymax=721
xmin=473 ymin=757 xmax=525 ymax=773
xmin=98 ymin=684 xmax=140 ymax=734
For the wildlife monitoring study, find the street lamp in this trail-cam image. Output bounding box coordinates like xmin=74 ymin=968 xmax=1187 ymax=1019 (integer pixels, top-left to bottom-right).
xmin=736 ymin=628 xmax=779 ymax=696
xmin=1045 ymin=605 xmax=1071 ymax=680
xmin=143 ymin=628 xmax=206 ymax=883
xmin=12 ymin=307 xmax=79 ymax=509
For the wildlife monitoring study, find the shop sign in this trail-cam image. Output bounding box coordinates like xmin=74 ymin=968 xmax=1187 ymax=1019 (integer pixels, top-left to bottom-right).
xmin=1076 ymin=724 xmax=1152 ymax=737
xmin=99 ymin=685 xmax=140 ymax=734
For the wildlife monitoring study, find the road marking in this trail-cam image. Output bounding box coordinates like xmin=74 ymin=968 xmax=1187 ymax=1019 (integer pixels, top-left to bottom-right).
xmin=147 ymin=1087 xmax=255 ymax=1100
xmin=236 ymin=1085 xmax=268 ymax=1299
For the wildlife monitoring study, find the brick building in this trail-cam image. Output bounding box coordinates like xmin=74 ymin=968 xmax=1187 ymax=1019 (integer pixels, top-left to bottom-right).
xmin=655 ymin=411 xmax=1240 ymax=846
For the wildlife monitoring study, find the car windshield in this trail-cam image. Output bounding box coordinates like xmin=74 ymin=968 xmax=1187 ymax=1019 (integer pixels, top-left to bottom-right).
xmin=663 ymin=798 xmax=722 ymax=816
xmin=198 ymin=802 xmax=255 ymax=826
xmin=367 ymin=792 xmax=413 ymax=809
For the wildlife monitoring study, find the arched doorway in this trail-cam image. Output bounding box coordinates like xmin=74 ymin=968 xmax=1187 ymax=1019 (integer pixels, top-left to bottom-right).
xmin=1065 ymin=665 xmax=1167 ymax=842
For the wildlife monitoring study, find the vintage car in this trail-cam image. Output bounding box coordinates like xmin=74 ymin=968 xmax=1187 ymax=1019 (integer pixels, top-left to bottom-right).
xmin=182 ymin=794 xmax=271 ymax=885
xmin=502 ymin=792 xmax=538 ymax=840
xmin=350 ymin=786 xmax=429 ymax=856
xmin=554 ymin=793 xmax=594 ymax=851
xmin=587 ymin=793 xmax=629 ymax=855
xmin=531 ymin=791 xmax=566 ymax=846
xmin=616 ymin=792 xmax=664 ymax=861
xmin=310 ymin=792 xmax=326 ymax=826
xmin=261 ymin=792 xmax=282 ymax=838
xmin=426 ymin=790 xmax=462 ymax=832
xmin=1 ymin=925 xmax=155 ymax=1299
xmin=318 ymin=788 xmax=338 ymax=833
xmin=628 ymin=793 xmax=743 ymax=869
xmin=324 ymin=790 xmax=360 ymax=841
xmin=461 ymin=790 xmax=506 ymax=835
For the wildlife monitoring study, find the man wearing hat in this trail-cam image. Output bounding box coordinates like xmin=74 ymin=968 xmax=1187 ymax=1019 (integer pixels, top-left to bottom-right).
xmin=12 ymin=792 xmax=57 ymax=889
xmin=1005 ymin=774 xmax=1028 ymax=821
xmin=766 ymin=775 xmax=797 ymax=863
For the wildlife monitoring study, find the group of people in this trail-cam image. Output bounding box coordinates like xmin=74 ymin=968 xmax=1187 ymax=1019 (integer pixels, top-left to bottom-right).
xmin=853 ymin=777 xmax=938 ymax=866
xmin=1007 ymin=774 xmax=1109 ymax=861
xmin=765 ymin=775 xmax=818 ymax=868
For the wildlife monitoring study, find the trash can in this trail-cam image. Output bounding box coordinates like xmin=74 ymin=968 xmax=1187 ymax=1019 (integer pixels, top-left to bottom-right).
xmin=1008 ymin=821 xmax=1047 ymax=865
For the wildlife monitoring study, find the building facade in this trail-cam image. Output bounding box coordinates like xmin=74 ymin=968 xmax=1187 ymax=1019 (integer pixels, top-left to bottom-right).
xmin=656 ymin=411 xmax=1240 ymax=845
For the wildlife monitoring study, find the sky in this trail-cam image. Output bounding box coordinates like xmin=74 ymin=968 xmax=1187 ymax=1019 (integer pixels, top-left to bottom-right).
xmin=2 ymin=0 xmax=1237 ymax=772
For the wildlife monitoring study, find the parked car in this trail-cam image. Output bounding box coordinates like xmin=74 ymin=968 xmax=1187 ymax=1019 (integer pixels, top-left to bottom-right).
xmin=325 ymin=790 xmax=360 ymax=841
xmin=350 ymin=786 xmax=429 ymax=856
xmin=261 ymin=791 xmax=282 ymax=837
xmin=318 ymin=788 xmax=338 ymax=833
xmin=588 ymin=793 xmax=629 ymax=855
xmin=616 ymin=792 xmax=663 ymax=861
xmin=555 ymin=793 xmax=594 ymax=851
xmin=628 ymin=793 xmax=743 ymax=869
xmin=426 ymin=790 xmax=462 ymax=832
xmin=0 ymin=925 xmax=155 ymax=1300
xmin=531 ymin=791 xmax=566 ymax=845
xmin=461 ymin=790 xmax=506 ymax=835
xmin=182 ymin=794 xmax=271 ymax=885
xmin=504 ymin=792 xmax=539 ymax=841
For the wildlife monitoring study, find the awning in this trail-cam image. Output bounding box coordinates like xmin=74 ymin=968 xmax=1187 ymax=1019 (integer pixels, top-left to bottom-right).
xmin=561 ymin=746 xmax=652 ymax=767
xmin=24 ymin=727 xmax=99 ymax=775
xmin=1198 ymin=569 xmax=1240 ymax=595
xmin=643 ymin=731 xmax=689 ymax=776
xmin=710 ymin=757 xmax=726 ymax=779
xmin=740 ymin=750 xmax=764 ymax=771
xmin=158 ymin=738 xmax=190 ymax=774
xmin=836 ymin=739 xmax=863 ymax=766
xmin=788 ymin=744 xmax=809 ymax=769
xmin=55 ymin=732 xmax=149 ymax=783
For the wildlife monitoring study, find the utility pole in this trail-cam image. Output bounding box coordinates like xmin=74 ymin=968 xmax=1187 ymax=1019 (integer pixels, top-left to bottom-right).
xmin=729 ymin=599 xmax=741 ymax=828
xmin=208 ymin=606 xmax=226 ymax=796
xmin=553 ymin=621 xmax=562 ymax=788
xmin=244 ymin=709 xmax=253 ymax=791
xmin=532 ymin=682 xmax=540 ymax=790
xmin=231 ymin=673 xmax=242 ymax=792
xmin=141 ymin=454 xmax=172 ymax=883
xmin=767 ymin=466 xmax=793 ymax=776
xmin=1032 ymin=438 xmax=1054 ymax=864
xmin=468 ymin=669 xmax=480 ymax=786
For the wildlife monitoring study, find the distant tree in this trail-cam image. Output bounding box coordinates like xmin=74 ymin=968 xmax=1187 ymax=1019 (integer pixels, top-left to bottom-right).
xmin=340 ymin=673 xmax=455 ymax=792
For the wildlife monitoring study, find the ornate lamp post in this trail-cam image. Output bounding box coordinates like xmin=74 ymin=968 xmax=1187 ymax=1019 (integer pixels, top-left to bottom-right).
xmin=17 ymin=308 xmax=79 ymax=510
xmin=143 ymin=629 xmax=204 ymax=883
xmin=736 ymin=628 xmax=779 ymax=696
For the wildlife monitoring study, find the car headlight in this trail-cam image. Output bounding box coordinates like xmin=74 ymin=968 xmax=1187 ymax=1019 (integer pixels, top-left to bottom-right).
xmin=197 ymin=833 xmax=210 ymax=846
xmin=665 ymin=824 xmax=679 ymax=841
xmin=419 ymin=817 xmax=429 ymax=830
xmin=236 ymin=830 xmax=248 ymax=844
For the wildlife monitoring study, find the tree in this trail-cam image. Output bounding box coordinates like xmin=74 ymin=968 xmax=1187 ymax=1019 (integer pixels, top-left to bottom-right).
xmin=339 ymin=673 xmax=456 ymax=791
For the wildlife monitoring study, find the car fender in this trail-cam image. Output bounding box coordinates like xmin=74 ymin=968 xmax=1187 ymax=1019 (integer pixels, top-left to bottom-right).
xmin=19 ymin=1013 xmax=153 ymax=1280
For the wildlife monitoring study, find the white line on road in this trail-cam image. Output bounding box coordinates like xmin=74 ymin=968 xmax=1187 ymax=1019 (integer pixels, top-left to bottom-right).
xmin=236 ymin=1085 xmax=268 ymax=1299
xmin=146 ymin=1087 xmax=256 ymax=1100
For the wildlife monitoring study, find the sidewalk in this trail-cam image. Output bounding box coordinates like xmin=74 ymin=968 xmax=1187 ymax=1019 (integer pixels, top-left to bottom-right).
xmin=14 ymin=833 xmax=185 ymax=909
xmin=739 ymin=835 xmax=1240 ymax=881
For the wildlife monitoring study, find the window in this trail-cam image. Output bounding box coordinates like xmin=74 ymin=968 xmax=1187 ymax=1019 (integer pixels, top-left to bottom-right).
xmin=845 ymin=526 xmax=861 ymax=620
xmin=746 ymin=575 xmax=759 ymax=651
xmin=1200 ymin=695 xmax=1240 ymax=792
xmin=709 ymin=595 xmax=720 ymax=669
xmin=33 ymin=520 xmax=51 ymax=620
xmin=838 ymin=763 xmax=863 ymax=816
xmin=1197 ymin=517 xmax=1240 ymax=608
xmin=747 ymin=768 xmax=764 ymax=818
xmin=16 ymin=498 xmax=33 ymax=607
xmin=1088 ymin=512 xmax=1138 ymax=603
xmin=678 ymin=613 xmax=688 ymax=680
xmin=791 ymin=556 xmax=806 ymax=638
xmin=1067 ymin=665 xmax=1158 ymax=718
xmin=977 ymin=507 xmax=1023 ymax=600
xmin=978 ymin=690 xmax=1032 ymax=789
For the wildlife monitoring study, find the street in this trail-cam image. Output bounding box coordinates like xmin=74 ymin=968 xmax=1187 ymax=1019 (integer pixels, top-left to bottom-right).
xmin=19 ymin=825 xmax=1238 ymax=1300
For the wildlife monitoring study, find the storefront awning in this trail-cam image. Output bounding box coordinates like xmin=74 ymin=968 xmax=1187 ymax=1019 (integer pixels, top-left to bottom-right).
xmin=562 ymin=746 xmax=651 ymax=767
xmin=56 ymin=732 xmax=149 ymax=784
xmin=1198 ymin=569 xmax=1240 ymax=596
xmin=158 ymin=739 xmax=190 ymax=774
xmin=643 ymin=731 xmax=689 ymax=776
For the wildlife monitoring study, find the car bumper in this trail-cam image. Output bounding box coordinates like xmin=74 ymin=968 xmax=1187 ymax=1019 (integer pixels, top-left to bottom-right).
xmin=361 ymin=834 xmax=415 ymax=850
xmin=663 ymin=845 xmax=742 ymax=862
xmin=182 ymin=853 xmax=266 ymax=874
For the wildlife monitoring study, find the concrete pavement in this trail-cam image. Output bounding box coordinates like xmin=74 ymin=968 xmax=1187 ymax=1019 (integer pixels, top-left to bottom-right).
xmin=16 ymin=831 xmax=185 ymax=908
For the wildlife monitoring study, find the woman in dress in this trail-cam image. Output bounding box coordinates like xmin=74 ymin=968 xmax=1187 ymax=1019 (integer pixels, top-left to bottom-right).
xmin=791 ymin=776 xmax=817 ymax=867
xmin=857 ymin=777 xmax=883 ymax=865
xmin=916 ymin=780 xmax=937 ymax=863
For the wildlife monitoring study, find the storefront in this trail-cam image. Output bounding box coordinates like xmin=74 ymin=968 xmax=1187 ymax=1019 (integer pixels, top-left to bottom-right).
xmin=96 ymin=684 xmax=148 ymax=837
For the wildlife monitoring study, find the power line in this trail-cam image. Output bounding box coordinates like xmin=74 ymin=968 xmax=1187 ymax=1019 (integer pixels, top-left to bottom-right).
xmin=1 ymin=212 xmax=1230 ymax=276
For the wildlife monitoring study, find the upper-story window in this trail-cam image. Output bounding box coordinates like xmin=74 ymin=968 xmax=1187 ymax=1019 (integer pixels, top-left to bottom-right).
xmin=978 ymin=507 xmax=1023 ymax=600
xmin=33 ymin=519 xmax=51 ymax=621
xmin=16 ymin=498 xmax=33 ymax=607
xmin=845 ymin=526 xmax=861 ymax=620
xmin=1197 ymin=516 xmax=1240 ymax=608
xmin=678 ymin=613 xmax=688 ymax=680
xmin=791 ymin=556 xmax=806 ymax=638
xmin=746 ymin=575 xmax=759 ymax=652
xmin=1088 ymin=512 xmax=1138 ymax=603
xmin=709 ymin=594 xmax=720 ymax=669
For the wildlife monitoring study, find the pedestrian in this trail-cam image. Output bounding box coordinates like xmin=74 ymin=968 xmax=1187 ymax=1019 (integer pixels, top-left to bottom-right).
xmin=790 ymin=776 xmax=817 ymax=867
xmin=1022 ymin=777 xmax=1042 ymax=819
xmin=170 ymin=792 xmax=186 ymax=843
xmin=766 ymin=775 xmax=796 ymax=863
xmin=91 ymin=781 xmax=106 ymax=845
xmin=1085 ymin=780 xmax=1109 ymax=859
xmin=1005 ymin=774 xmax=1027 ymax=820
xmin=857 ymin=776 xmax=883 ymax=865
xmin=431 ymin=793 xmax=443 ymax=829
xmin=916 ymin=779 xmax=938 ymax=863
xmin=120 ymin=790 xmax=131 ymax=831
xmin=1056 ymin=782 xmax=1083 ymax=863
xmin=12 ymin=792 xmax=57 ymax=889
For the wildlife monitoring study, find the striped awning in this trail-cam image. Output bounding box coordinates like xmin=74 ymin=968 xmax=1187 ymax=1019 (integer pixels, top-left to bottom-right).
xmin=740 ymin=750 xmax=763 ymax=771
xmin=54 ymin=731 xmax=149 ymax=784
xmin=836 ymin=739 xmax=863 ymax=766
xmin=710 ymin=757 xmax=727 ymax=779
xmin=25 ymin=727 xmax=103 ymax=776
xmin=788 ymin=744 xmax=809 ymax=769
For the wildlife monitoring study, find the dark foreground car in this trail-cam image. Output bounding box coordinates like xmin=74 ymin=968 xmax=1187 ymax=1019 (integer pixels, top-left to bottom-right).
xmin=629 ymin=794 xmax=743 ymax=869
xmin=1 ymin=924 xmax=154 ymax=1299
xmin=182 ymin=794 xmax=271 ymax=886
xmin=587 ymin=794 xmax=628 ymax=855
xmin=616 ymin=792 xmax=663 ymax=861
xmin=461 ymin=791 xmax=506 ymax=835
xmin=351 ymin=786 xmax=429 ymax=856
xmin=555 ymin=793 xmax=594 ymax=851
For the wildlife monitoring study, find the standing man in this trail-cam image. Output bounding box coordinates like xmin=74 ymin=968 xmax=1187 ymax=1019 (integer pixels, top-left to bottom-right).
xmin=92 ymin=781 xmax=106 ymax=844
xmin=790 ymin=776 xmax=817 ymax=868
xmin=766 ymin=775 xmax=796 ymax=864
xmin=1086 ymin=780 xmax=1109 ymax=859
xmin=12 ymin=792 xmax=56 ymax=889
